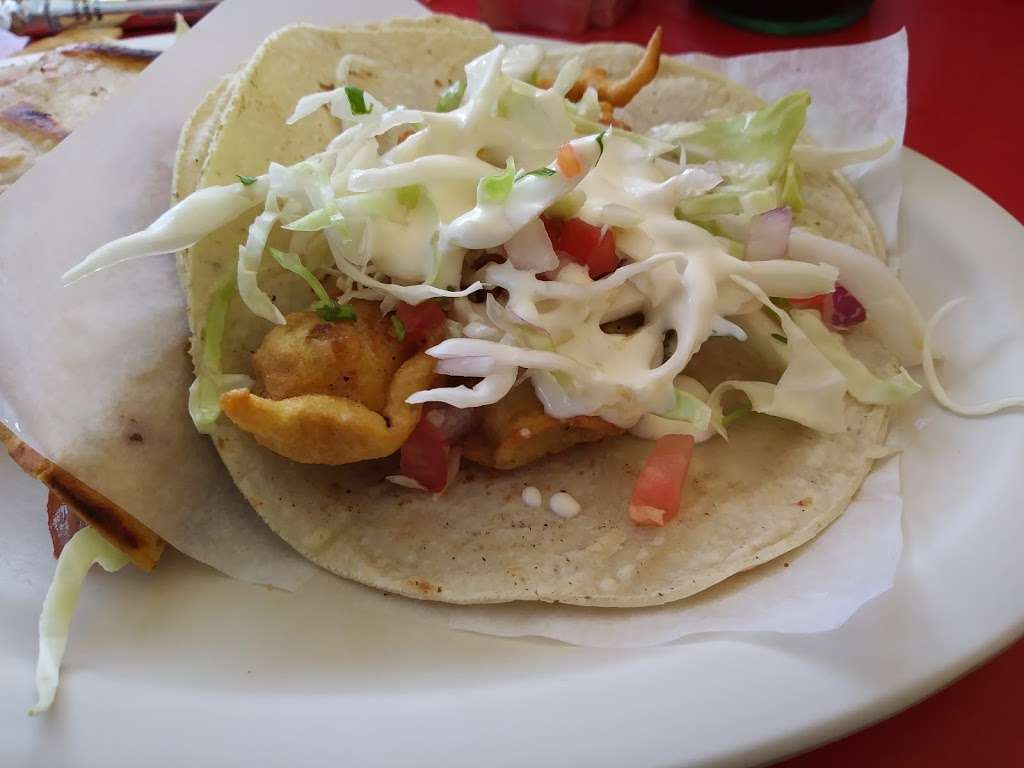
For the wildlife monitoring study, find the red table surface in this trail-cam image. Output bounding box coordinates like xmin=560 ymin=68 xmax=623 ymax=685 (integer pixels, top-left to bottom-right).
xmin=423 ymin=0 xmax=1024 ymax=765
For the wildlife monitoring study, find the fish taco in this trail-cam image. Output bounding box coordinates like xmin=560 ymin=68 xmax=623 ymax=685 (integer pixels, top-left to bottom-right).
xmin=69 ymin=17 xmax=927 ymax=607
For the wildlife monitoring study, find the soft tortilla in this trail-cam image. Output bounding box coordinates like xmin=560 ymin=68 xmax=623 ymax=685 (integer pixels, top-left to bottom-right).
xmin=0 ymin=43 xmax=157 ymax=195
xmin=179 ymin=18 xmax=889 ymax=607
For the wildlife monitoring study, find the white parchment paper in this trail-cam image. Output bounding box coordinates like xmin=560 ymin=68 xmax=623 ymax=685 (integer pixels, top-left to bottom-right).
xmin=0 ymin=0 xmax=908 ymax=644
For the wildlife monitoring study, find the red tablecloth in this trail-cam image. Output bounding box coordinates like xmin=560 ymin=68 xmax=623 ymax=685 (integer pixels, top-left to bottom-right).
xmin=424 ymin=0 xmax=1024 ymax=764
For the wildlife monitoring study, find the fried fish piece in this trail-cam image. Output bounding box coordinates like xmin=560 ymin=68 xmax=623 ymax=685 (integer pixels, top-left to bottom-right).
xmin=463 ymin=383 xmax=623 ymax=470
xmin=253 ymin=301 xmax=405 ymax=413
xmin=221 ymin=350 xmax=437 ymax=465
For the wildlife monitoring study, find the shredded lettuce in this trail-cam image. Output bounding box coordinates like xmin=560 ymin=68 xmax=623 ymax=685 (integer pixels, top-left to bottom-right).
xmin=660 ymin=387 xmax=712 ymax=429
xmin=921 ymin=297 xmax=1024 ymax=417
xmin=677 ymin=191 xmax=741 ymax=218
xmin=787 ymin=229 xmax=925 ymax=366
xmin=407 ymin=362 xmax=518 ymax=408
xmin=501 ymin=44 xmax=544 ymax=82
xmin=445 ymin=134 xmax=602 ymax=249
xmin=237 ymin=194 xmax=284 ymax=324
xmin=267 ymin=247 xmax=353 ymax=321
xmin=674 ymin=91 xmax=811 ymax=189
xmin=551 ymin=56 xmax=582 ymax=97
xmin=791 ymin=309 xmax=921 ymax=404
xmin=282 ymin=207 xmax=350 ymax=236
xmin=780 ymin=161 xmax=805 ymax=211
xmin=63 ymin=180 xmax=267 ymax=283
xmin=740 ymin=187 xmax=778 ymax=216
xmin=396 ymin=184 xmax=422 ymax=208
xmin=188 ymin=275 xmax=254 ymax=432
xmin=478 ymin=157 xmax=516 ymax=204
xmin=30 ymin=527 xmax=130 ymax=714
xmin=436 ymin=79 xmax=466 ymax=112
xmin=709 ymin=275 xmax=848 ymax=434
xmin=792 ymin=138 xmax=894 ymax=172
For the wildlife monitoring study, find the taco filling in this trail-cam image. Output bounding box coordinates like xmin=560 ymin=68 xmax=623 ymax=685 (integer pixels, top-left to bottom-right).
xmin=68 ymin=30 xmax=917 ymax=513
xmin=63 ymin=18 xmax=967 ymax=608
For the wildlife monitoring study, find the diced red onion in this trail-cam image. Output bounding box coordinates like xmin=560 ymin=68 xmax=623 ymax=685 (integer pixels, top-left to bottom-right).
xmin=745 ymin=207 xmax=792 ymax=261
xmin=825 ymin=284 xmax=867 ymax=328
xmin=425 ymin=404 xmax=482 ymax=443
xmin=435 ymin=356 xmax=497 ymax=378
xmin=505 ymin=218 xmax=559 ymax=273
xmin=384 ymin=474 xmax=429 ymax=491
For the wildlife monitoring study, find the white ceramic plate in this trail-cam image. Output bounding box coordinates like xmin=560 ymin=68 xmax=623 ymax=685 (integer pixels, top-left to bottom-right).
xmin=1 ymin=149 xmax=1022 ymax=767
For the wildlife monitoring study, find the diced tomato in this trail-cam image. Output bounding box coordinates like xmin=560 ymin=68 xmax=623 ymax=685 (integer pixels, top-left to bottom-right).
xmin=397 ymin=300 xmax=446 ymax=346
xmin=786 ymin=283 xmax=866 ymax=329
xmin=628 ymin=434 xmax=695 ymax=527
xmin=541 ymin=215 xmax=563 ymax=244
xmin=400 ymin=414 xmax=450 ymax=493
xmin=556 ymin=142 xmax=582 ymax=177
xmin=556 ymin=217 xmax=617 ymax=279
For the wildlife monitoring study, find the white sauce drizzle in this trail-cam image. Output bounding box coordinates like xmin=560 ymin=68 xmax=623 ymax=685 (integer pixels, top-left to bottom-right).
xmin=521 ymin=486 xmax=542 ymax=508
xmin=549 ymin=491 xmax=581 ymax=518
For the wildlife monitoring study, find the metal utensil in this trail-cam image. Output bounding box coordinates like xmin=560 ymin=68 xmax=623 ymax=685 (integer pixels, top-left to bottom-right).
xmin=4 ymin=0 xmax=222 ymax=37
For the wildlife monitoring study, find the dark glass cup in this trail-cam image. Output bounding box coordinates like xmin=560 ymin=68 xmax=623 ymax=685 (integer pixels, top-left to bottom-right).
xmin=698 ymin=0 xmax=875 ymax=35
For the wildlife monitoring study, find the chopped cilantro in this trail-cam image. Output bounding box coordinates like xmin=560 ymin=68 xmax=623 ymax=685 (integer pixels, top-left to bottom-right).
xmin=390 ymin=314 xmax=406 ymax=341
xmin=722 ymin=405 xmax=752 ymax=427
xmin=236 ymin=175 xmax=257 ymax=186
xmin=516 ymin=167 xmax=557 ymax=182
xmin=344 ymin=86 xmax=371 ymax=115
xmin=316 ymin=301 xmax=356 ymax=322
xmin=436 ymin=80 xmax=466 ymax=112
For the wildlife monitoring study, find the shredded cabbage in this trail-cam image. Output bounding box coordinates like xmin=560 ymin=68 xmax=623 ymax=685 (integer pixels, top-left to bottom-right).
xmin=188 ymin=274 xmax=255 ymax=432
xmin=30 ymin=528 xmax=130 ymax=714
xmin=551 ymin=56 xmax=582 ymax=97
xmin=710 ymin=275 xmax=848 ymax=433
xmin=660 ymin=387 xmax=712 ymax=428
xmin=63 ymin=180 xmax=267 ymax=283
xmin=478 ymin=156 xmax=516 ymax=204
xmin=237 ymin=193 xmax=284 ymax=324
xmin=787 ymin=228 xmax=925 ymax=366
xmin=792 ymin=138 xmax=894 ymax=172
xmin=921 ymin=298 xmax=1024 ymax=416
xmin=501 ymin=44 xmax=544 ymax=82
xmin=672 ymin=92 xmax=811 ymax=189
xmin=792 ymin=309 xmax=921 ymax=405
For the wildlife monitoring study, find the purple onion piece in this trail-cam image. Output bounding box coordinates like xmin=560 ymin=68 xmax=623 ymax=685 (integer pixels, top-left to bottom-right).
xmin=745 ymin=207 xmax=792 ymax=261
xmin=827 ymin=284 xmax=867 ymax=328
xmin=425 ymin=404 xmax=482 ymax=443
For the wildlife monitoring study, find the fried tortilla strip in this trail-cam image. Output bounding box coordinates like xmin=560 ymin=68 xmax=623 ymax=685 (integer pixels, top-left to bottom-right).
xmin=0 ymin=43 xmax=156 ymax=194
xmin=221 ymin=352 xmax=437 ymax=465
xmin=0 ymin=422 xmax=165 ymax=570
xmin=463 ymin=383 xmax=623 ymax=470
xmin=541 ymin=26 xmax=662 ymax=109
